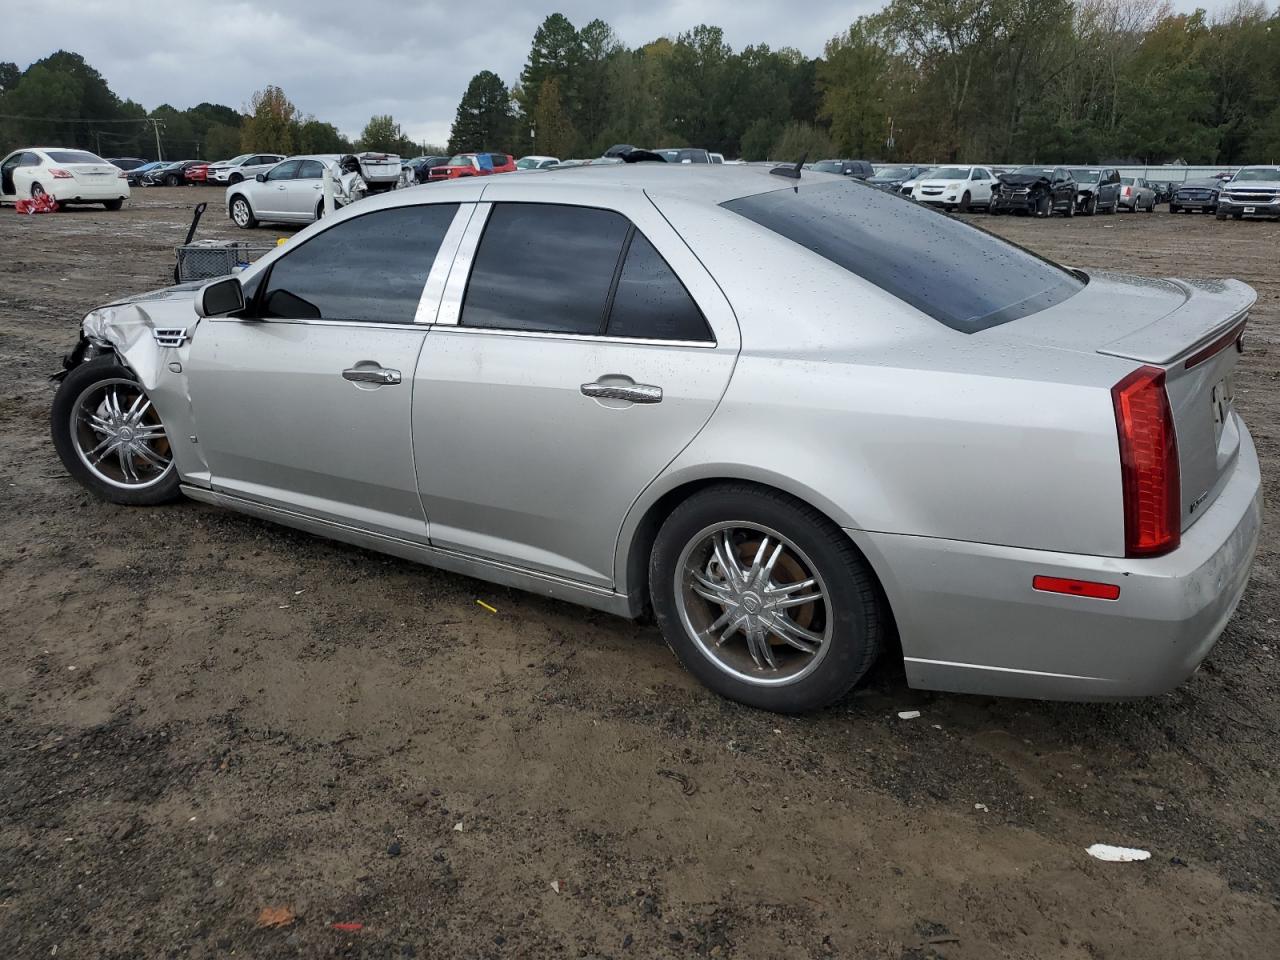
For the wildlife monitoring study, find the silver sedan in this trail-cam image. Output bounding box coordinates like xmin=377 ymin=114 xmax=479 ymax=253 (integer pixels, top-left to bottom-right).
xmin=50 ymin=165 xmax=1261 ymax=713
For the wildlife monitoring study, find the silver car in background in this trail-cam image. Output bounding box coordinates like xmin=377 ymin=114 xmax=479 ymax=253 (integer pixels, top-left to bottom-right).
xmin=51 ymin=166 xmax=1261 ymax=714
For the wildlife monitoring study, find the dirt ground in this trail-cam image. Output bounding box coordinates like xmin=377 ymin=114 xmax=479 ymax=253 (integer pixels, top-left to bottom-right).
xmin=0 ymin=187 xmax=1277 ymax=960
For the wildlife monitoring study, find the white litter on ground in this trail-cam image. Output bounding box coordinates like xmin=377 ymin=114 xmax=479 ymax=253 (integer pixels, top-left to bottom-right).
xmin=897 ymin=710 xmax=921 ymax=720
xmin=1087 ymin=843 xmax=1151 ymax=862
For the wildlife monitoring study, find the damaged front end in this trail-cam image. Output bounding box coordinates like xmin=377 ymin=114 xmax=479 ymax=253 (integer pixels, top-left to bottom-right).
xmin=54 ymin=281 xmax=211 ymax=484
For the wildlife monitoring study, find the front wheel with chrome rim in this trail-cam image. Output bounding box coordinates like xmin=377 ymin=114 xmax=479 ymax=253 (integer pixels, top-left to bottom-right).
xmin=51 ymin=358 xmax=181 ymax=506
xmin=650 ymin=484 xmax=884 ymax=713
xmin=229 ymin=195 xmax=257 ymax=229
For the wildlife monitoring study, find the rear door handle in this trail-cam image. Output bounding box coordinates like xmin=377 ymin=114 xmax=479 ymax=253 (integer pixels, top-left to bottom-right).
xmin=580 ymin=381 xmax=662 ymax=404
xmin=343 ymin=366 xmax=401 ymax=385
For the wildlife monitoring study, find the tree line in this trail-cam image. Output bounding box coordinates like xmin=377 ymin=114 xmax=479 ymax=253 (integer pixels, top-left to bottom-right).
xmin=0 ymin=53 xmax=443 ymax=160
xmin=4 ymin=3 xmax=1278 ymax=167
xmin=451 ymin=2 xmax=1280 ymax=164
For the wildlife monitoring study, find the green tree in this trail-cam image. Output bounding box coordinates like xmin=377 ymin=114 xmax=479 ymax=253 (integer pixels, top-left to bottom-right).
xmin=531 ymin=77 xmax=578 ymax=157
xmin=240 ymin=85 xmax=297 ymax=153
xmin=297 ymin=119 xmax=351 ymax=154
xmin=448 ymin=70 xmax=514 ymax=153
xmin=818 ymin=21 xmax=893 ymax=158
xmin=771 ymin=121 xmax=836 ymax=162
xmin=359 ymin=114 xmax=416 ymax=154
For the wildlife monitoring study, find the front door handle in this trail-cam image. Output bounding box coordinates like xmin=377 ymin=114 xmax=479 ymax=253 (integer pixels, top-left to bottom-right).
xmin=343 ymin=366 xmax=401 ymax=385
xmin=580 ymin=380 xmax=662 ymax=404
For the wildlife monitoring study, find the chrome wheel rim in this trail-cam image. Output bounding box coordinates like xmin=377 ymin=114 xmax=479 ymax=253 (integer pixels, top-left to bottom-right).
xmin=675 ymin=522 xmax=832 ymax=686
xmin=70 ymin=378 xmax=173 ymax=490
xmin=232 ymin=199 xmax=249 ymax=226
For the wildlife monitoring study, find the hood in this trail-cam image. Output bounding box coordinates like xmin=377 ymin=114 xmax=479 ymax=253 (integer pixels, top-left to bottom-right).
xmin=1225 ymin=179 xmax=1280 ymax=191
xmin=104 ymin=281 xmax=203 ymax=308
xmin=997 ymin=173 xmax=1051 ymax=188
xmin=916 ymin=177 xmax=965 ymax=188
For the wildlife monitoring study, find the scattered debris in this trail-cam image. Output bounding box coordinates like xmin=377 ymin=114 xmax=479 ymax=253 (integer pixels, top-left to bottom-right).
xmin=657 ymin=768 xmax=697 ymax=796
xmin=974 ymin=803 xmax=989 ymax=812
xmin=927 ymin=934 xmax=961 ymax=945
xmin=256 ymin=906 xmax=296 ymax=928
xmin=388 ymin=840 xmax=402 ymax=857
xmin=897 ymin=710 xmax=921 ymax=720
xmin=332 ymin=921 xmax=364 ymax=932
xmin=453 ymin=821 xmax=464 ymax=832
xmin=1087 ymin=843 xmax=1151 ymax=862
xmin=476 ymin=600 xmax=498 ymax=614
xmin=550 ymin=880 xmax=561 ymax=893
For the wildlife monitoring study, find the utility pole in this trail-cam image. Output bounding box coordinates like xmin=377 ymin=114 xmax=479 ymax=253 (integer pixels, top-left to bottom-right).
xmin=151 ymin=118 xmax=164 ymax=161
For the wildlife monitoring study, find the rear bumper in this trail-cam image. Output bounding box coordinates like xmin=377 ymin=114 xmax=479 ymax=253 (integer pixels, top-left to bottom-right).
xmin=849 ymin=420 xmax=1261 ymax=701
xmin=1172 ymin=198 xmax=1216 ymax=210
xmin=50 ymin=180 xmax=130 ymax=201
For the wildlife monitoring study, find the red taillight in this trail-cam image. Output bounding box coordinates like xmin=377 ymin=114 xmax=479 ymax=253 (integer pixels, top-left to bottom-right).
xmin=1122 ymin=186 xmax=1131 ymax=196
xmin=1112 ymin=365 xmax=1180 ymax=557
xmin=1033 ymin=576 xmax=1121 ymax=600
xmin=49 ymin=168 xmax=73 ymax=179
xmin=118 ymin=170 xmax=128 ymax=178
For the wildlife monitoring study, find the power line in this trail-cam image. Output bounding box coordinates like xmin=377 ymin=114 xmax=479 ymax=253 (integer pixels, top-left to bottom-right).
xmin=0 ymin=114 xmax=158 ymax=124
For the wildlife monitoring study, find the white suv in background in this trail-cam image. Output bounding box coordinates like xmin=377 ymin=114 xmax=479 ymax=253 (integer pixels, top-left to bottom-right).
xmin=207 ymin=153 xmax=286 ymax=185
xmin=910 ymin=166 xmax=995 ymax=211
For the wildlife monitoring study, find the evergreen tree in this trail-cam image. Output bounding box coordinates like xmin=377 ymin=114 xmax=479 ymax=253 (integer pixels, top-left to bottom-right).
xmin=448 ymin=70 xmax=514 ymax=153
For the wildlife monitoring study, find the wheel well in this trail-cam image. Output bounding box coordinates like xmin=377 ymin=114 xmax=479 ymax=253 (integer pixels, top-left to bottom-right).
xmin=622 ymin=478 xmax=899 ymax=646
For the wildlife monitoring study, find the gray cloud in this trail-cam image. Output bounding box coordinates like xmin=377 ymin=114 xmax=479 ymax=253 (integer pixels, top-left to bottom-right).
xmin=0 ymin=1 xmax=1242 ymax=150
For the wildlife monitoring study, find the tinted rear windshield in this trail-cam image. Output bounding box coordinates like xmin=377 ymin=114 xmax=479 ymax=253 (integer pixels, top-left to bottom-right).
xmin=47 ymin=150 xmax=105 ymax=164
xmin=721 ymin=180 xmax=1083 ymax=333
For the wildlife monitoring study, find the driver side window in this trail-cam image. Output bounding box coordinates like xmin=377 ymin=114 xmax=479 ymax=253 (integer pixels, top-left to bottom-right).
xmin=266 ymin=160 xmax=300 ymax=181
xmin=257 ymin=203 xmax=460 ymax=324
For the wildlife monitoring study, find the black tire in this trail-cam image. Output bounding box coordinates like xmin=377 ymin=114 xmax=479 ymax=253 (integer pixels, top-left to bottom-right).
xmin=50 ymin=357 xmax=182 ymax=507
xmin=229 ymin=195 xmax=257 ymax=229
xmin=1169 ymin=204 xmax=1180 ymax=214
xmin=1036 ymin=193 xmax=1051 ymax=217
xmin=960 ymin=190 xmax=971 ymax=213
xmin=649 ymin=483 xmax=883 ymax=713
xmin=103 ymin=199 xmax=123 ymax=211
xmin=229 ymin=172 xmax=243 ymax=184
xmin=1064 ymin=194 xmax=1075 ymax=217
xmin=1085 ymin=194 xmax=1097 ymax=216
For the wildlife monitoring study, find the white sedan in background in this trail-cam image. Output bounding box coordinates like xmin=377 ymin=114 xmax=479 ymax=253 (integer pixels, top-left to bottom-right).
xmin=0 ymin=147 xmax=130 ymax=210
xmin=911 ymin=165 xmax=995 ymax=211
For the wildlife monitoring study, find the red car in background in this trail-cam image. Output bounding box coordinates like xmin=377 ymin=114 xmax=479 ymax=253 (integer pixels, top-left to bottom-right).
xmin=427 ymin=152 xmax=517 ymax=182
xmin=184 ymin=162 xmax=210 ymax=184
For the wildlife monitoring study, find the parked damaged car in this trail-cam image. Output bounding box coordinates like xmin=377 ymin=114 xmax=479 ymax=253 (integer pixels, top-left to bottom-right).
xmin=1070 ymin=167 xmax=1121 ymax=215
xmin=865 ymin=165 xmax=929 ymax=193
xmin=1170 ymin=179 xmax=1222 ymax=214
xmin=990 ymin=166 xmax=1077 ymax=216
xmin=50 ymin=166 xmax=1260 ymax=715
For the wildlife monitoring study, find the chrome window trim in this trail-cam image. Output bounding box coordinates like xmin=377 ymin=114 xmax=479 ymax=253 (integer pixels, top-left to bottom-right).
xmin=207 ymin=317 xmax=426 ymax=332
xmin=432 ymin=324 xmax=717 ymax=349
xmin=414 ymin=203 xmax=476 ymax=325
xmin=436 ymin=202 xmax=491 ymax=327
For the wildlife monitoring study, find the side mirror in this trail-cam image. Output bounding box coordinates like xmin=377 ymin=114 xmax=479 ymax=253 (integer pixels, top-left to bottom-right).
xmin=195 ymin=276 xmax=245 ymax=318
xmin=255 ymin=173 xmax=266 ymax=182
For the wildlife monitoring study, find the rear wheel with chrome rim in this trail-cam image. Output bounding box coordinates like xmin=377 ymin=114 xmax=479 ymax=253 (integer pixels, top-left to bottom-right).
xmin=650 ymin=484 xmax=883 ymax=713
xmin=51 ymin=358 xmax=181 ymax=506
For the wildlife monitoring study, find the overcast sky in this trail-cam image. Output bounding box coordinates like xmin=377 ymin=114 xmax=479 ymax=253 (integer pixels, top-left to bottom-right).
xmin=0 ymin=1 xmax=1250 ymax=151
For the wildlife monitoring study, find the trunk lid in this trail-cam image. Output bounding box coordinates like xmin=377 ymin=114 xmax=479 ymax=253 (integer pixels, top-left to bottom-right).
xmin=1002 ymin=271 xmax=1255 ymax=533
xmin=65 ymin=162 xmax=123 ymax=184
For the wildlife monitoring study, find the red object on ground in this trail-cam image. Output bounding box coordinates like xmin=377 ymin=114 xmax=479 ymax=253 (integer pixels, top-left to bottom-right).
xmin=331 ymin=922 xmax=364 ymax=932
xmin=15 ymin=194 xmax=59 ymax=214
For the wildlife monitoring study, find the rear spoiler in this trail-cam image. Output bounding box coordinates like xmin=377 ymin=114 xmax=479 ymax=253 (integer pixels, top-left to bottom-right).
xmin=1097 ymin=278 xmax=1256 ymax=365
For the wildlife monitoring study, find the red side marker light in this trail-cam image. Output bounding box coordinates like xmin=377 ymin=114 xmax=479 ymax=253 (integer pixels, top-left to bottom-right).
xmin=1033 ymin=575 xmax=1120 ymax=601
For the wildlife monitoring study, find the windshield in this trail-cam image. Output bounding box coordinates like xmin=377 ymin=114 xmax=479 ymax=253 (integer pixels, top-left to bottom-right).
xmin=873 ymin=167 xmax=914 ymax=179
xmin=1070 ymin=169 xmax=1101 ymax=183
xmin=46 ymin=150 xmax=105 ymax=164
xmin=1232 ymin=168 xmax=1280 ymax=182
xmin=722 ymin=181 xmax=1082 ymax=334
xmin=928 ymin=167 xmax=971 ymax=180
xmin=1015 ymin=166 xmax=1054 ymax=177
xmin=225 ymin=154 xmax=251 ymax=165
xmin=658 ymin=149 xmax=708 ymax=163
xmin=515 ymin=158 xmax=539 ymax=169
xmin=812 ymin=160 xmax=844 ymax=174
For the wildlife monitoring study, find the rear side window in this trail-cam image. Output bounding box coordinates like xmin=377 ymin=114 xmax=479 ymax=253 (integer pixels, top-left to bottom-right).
xmin=607 ymin=233 xmax=710 ymax=341
xmin=721 ymin=181 xmax=1082 ymax=333
xmin=461 ymin=204 xmax=630 ymax=335
xmin=462 ymin=203 xmax=711 ymax=341
xmin=258 ymin=203 xmax=459 ymax=323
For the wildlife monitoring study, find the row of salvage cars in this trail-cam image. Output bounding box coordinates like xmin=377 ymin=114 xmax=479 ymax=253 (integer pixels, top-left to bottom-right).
xmin=50 ymin=159 xmax=1261 ymax=714
xmin=860 ymin=162 xmax=1280 ymax=220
